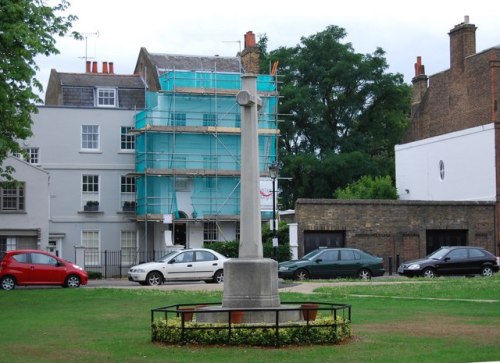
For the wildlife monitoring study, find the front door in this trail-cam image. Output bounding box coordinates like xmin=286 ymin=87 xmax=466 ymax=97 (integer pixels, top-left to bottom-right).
xmin=174 ymin=223 xmax=186 ymax=246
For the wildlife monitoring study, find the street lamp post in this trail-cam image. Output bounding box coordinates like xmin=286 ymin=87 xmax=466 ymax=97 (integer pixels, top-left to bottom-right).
xmin=269 ymin=163 xmax=278 ymax=260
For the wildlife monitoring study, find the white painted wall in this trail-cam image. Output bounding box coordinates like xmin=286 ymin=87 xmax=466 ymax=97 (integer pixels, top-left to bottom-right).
xmin=0 ymin=157 xmax=50 ymax=250
xmin=27 ymin=106 xmax=137 ymax=260
xmin=395 ymin=124 xmax=495 ymax=201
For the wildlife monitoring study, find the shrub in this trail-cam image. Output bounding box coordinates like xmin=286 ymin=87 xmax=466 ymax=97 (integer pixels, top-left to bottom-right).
xmin=87 ymin=271 xmax=103 ymax=280
xmin=152 ymin=316 xmax=351 ymax=346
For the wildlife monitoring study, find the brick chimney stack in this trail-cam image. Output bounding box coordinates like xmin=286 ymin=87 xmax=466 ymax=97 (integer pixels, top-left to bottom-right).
xmin=411 ymin=56 xmax=428 ymax=110
xmin=449 ymin=15 xmax=477 ymax=74
xmin=240 ymin=31 xmax=260 ymax=74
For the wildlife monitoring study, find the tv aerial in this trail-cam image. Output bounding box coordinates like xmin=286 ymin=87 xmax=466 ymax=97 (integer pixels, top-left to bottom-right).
xmin=78 ymin=31 xmax=100 ymax=62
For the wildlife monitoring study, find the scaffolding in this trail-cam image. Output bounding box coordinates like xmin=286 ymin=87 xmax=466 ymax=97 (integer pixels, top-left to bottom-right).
xmin=133 ymin=70 xmax=278 ymax=227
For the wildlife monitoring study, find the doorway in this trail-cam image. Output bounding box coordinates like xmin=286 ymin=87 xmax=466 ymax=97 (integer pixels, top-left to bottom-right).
xmin=174 ymin=223 xmax=186 ymax=247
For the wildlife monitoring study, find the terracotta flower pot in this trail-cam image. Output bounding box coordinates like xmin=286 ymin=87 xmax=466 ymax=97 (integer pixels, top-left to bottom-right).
xmin=230 ymin=310 xmax=244 ymax=324
xmin=177 ymin=307 xmax=194 ymax=321
xmin=301 ymin=303 xmax=319 ymax=321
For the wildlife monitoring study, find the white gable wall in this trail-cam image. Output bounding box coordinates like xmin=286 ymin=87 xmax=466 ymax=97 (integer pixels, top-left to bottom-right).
xmin=396 ymin=124 xmax=495 ymax=201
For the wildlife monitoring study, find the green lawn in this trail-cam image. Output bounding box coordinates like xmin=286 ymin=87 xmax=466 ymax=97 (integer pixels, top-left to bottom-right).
xmin=0 ymin=276 xmax=499 ymax=363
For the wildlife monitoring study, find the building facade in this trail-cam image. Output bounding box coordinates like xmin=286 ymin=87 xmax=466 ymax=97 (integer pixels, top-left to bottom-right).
xmin=10 ymin=62 xmax=145 ymax=269
xmin=132 ymin=33 xmax=278 ymax=254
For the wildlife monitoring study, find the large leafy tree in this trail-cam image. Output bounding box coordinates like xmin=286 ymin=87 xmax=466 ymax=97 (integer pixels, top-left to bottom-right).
xmin=0 ymin=0 xmax=78 ymax=180
xmin=260 ymin=26 xmax=411 ymax=208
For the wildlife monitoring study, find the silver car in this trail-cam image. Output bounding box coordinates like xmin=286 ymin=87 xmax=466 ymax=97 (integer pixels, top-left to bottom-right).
xmin=128 ymin=248 xmax=228 ymax=286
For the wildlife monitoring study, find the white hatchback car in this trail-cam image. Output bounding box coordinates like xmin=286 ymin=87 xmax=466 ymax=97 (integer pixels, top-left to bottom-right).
xmin=128 ymin=248 xmax=229 ymax=286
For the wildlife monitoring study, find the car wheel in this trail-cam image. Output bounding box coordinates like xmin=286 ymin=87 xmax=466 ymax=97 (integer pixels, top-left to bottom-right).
xmin=65 ymin=275 xmax=81 ymax=288
xmin=1 ymin=276 xmax=16 ymax=290
xmin=146 ymin=271 xmax=163 ymax=286
xmin=422 ymin=267 xmax=436 ymax=278
xmin=480 ymin=265 xmax=494 ymax=277
xmin=358 ymin=268 xmax=372 ymax=280
xmin=293 ymin=269 xmax=310 ymax=280
xmin=212 ymin=270 xmax=224 ymax=284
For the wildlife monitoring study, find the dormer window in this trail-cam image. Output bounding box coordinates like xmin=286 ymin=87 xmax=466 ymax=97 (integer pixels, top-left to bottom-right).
xmin=96 ymin=88 xmax=117 ymax=107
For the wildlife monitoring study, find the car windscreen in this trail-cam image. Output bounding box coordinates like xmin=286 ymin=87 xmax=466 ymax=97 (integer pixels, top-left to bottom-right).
xmin=156 ymin=250 xmax=180 ymax=262
xmin=301 ymin=249 xmax=324 ymax=260
xmin=427 ymin=248 xmax=451 ymax=260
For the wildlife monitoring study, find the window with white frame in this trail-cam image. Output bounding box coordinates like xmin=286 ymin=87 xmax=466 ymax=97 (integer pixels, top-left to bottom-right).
xmin=82 ymin=175 xmax=99 ymax=209
xmin=120 ymin=126 xmax=135 ymax=151
xmin=203 ymin=221 xmax=218 ymax=243
xmin=121 ymin=231 xmax=137 ymax=265
xmin=14 ymin=148 xmax=39 ymax=164
xmin=0 ymin=237 xmax=16 ymax=252
xmin=120 ymin=176 xmax=135 ymax=208
xmin=0 ymin=182 xmax=25 ymax=211
xmin=96 ymin=88 xmax=117 ymax=107
xmin=82 ymin=230 xmax=100 ymax=265
xmin=81 ymin=125 xmax=99 ymax=150
xmin=26 ymin=147 xmax=39 ymax=164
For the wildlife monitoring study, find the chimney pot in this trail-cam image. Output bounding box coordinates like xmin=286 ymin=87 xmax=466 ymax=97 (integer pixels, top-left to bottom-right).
xmin=86 ymin=61 xmax=91 ymax=73
xmin=109 ymin=62 xmax=114 ymax=74
xmin=92 ymin=61 xmax=98 ymax=73
xmin=244 ymin=31 xmax=256 ymax=49
xmin=102 ymin=61 xmax=108 ymax=74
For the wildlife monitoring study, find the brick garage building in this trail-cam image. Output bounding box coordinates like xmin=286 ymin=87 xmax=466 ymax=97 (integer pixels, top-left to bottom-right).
xmin=295 ymin=199 xmax=496 ymax=270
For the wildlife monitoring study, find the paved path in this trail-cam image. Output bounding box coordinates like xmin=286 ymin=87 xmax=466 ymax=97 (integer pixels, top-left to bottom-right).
xmin=86 ymin=276 xmax=411 ymax=294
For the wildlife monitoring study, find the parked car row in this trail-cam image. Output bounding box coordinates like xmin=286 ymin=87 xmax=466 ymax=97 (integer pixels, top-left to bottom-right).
xmin=1 ymin=245 xmax=498 ymax=290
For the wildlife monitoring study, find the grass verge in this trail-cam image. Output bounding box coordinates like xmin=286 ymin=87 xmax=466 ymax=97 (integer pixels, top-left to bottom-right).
xmin=0 ymin=275 xmax=499 ymax=362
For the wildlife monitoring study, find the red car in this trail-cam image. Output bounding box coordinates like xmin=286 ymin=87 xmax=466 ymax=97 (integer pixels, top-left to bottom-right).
xmin=0 ymin=249 xmax=88 ymax=290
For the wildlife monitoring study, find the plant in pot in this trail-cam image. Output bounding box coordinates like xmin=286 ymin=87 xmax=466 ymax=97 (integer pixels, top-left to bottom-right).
xmin=84 ymin=200 xmax=99 ymax=211
xmin=123 ymin=201 xmax=136 ymax=212
xmin=301 ymin=303 xmax=319 ymax=321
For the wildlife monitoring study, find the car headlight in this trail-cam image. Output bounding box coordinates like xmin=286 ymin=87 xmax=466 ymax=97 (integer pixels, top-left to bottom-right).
xmin=278 ymin=266 xmax=289 ymax=271
xmin=72 ymin=264 xmax=84 ymax=270
xmin=408 ymin=264 xmax=421 ymax=270
xmin=130 ymin=268 xmax=146 ymax=273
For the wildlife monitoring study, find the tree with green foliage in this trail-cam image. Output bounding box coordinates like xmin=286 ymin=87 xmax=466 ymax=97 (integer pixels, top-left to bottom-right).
xmin=334 ymin=175 xmax=398 ymax=199
xmin=259 ymin=26 xmax=411 ymax=208
xmin=0 ymin=0 xmax=78 ymax=180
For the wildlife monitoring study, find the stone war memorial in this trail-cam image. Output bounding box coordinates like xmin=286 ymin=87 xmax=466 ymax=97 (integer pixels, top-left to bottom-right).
xmin=150 ymin=32 xmax=352 ymax=347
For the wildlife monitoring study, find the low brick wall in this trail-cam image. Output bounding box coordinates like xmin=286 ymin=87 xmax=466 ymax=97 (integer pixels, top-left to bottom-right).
xmin=295 ymin=199 xmax=496 ymax=262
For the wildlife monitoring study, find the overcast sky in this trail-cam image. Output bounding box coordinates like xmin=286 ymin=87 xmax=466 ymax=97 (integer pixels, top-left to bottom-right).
xmin=35 ymin=0 xmax=499 ymax=99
